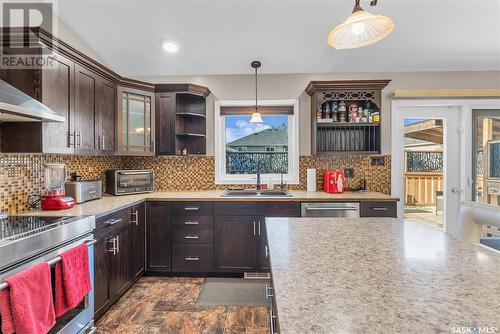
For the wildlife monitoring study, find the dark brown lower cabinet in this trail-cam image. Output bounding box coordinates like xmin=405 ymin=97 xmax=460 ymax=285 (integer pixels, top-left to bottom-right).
xmin=256 ymin=217 xmax=270 ymax=272
xmin=131 ymin=203 xmax=146 ymax=282
xmin=108 ymin=225 xmax=132 ymax=299
xmin=360 ymin=201 xmax=397 ymax=218
xmin=146 ymin=202 xmax=172 ymax=272
xmin=172 ymin=244 xmax=213 ymax=272
xmin=93 ymin=237 xmax=110 ymax=319
xmin=94 ymin=208 xmax=133 ymax=320
xmin=214 ymin=216 xmax=258 ymax=272
xmin=213 ymin=202 xmax=300 ymax=273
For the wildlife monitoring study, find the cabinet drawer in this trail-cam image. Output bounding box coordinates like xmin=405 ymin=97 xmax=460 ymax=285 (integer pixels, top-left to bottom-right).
xmin=172 ymin=215 xmax=213 ymax=230
xmin=215 ymin=202 xmax=301 ymax=217
xmin=360 ymin=201 xmax=397 ymax=218
xmin=96 ymin=207 xmax=131 ymax=237
xmin=172 ymin=244 xmax=213 ymax=272
xmin=173 ymin=229 xmax=213 ymax=244
xmin=262 ymin=202 xmax=301 ymax=217
xmin=214 ymin=202 xmax=257 ymax=216
xmin=172 ymin=202 xmax=213 ymax=216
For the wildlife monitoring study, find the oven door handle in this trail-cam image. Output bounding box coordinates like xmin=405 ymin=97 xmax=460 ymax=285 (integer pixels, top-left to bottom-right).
xmin=118 ymin=171 xmax=152 ymax=175
xmin=0 ymin=239 xmax=97 ymax=291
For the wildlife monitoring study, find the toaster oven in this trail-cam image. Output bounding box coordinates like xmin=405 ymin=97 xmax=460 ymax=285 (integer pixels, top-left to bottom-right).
xmin=106 ymin=170 xmax=154 ymax=195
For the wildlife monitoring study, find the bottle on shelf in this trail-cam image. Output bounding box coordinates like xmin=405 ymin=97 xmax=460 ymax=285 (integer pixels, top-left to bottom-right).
xmin=321 ymin=103 xmax=326 ymax=119
xmin=338 ymin=101 xmax=347 ymax=122
xmin=330 ymin=101 xmax=338 ymax=121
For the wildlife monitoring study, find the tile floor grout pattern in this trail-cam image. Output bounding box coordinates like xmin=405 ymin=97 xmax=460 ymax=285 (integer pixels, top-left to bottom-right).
xmin=96 ymin=277 xmax=269 ymax=334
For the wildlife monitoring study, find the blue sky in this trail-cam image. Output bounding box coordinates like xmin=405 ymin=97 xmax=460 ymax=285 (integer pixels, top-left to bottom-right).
xmin=225 ymin=115 xmax=288 ymax=143
xmin=404 ymin=118 xmax=427 ymax=125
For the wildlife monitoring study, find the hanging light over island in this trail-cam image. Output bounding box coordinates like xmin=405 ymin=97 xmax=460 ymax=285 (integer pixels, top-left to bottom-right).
xmin=327 ymin=0 xmax=394 ymax=50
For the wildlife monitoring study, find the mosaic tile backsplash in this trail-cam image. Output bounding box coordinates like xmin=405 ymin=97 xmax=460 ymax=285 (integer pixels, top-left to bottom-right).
xmin=0 ymin=154 xmax=391 ymax=214
xmin=0 ymin=154 xmax=122 ymax=214
xmin=122 ymin=155 xmax=391 ymax=194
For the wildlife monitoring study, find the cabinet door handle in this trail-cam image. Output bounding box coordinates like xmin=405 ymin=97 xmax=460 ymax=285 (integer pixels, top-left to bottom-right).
xmin=184 ymin=206 xmax=199 ymax=211
xmin=258 ymin=221 xmax=261 ymax=236
xmin=108 ymin=237 xmax=116 ymax=255
xmin=104 ymin=218 xmax=122 ymax=226
xmin=131 ymin=210 xmax=138 ymax=225
xmin=265 ymin=284 xmax=274 ymax=299
xmin=185 ymin=257 xmax=199 ymax=261
xmin=184 ymin=235 xmax=199 ymax=239
xmin=253 ymin=221 xmax=256 ymax=236
xmin=102 ymin=134 xmax=105 ymax=151
xmin=68 ymin=131 xmax=75 ymax=148
xmin=184 ymin=221 xmax=199 ymax=225
xmin=76 ymin=131 xmax=81 ymax=148
xmin=115 ymin=235 xmax=120 ymax=253
xmin=265 ymin=245 xmax=269 ymax=258
xmin=372 ymin=207 xmax=388 ymax=211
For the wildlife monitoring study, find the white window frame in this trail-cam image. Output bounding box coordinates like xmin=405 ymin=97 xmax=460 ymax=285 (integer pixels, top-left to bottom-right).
xmin=215 ymin=99 xmax=300 ymax=185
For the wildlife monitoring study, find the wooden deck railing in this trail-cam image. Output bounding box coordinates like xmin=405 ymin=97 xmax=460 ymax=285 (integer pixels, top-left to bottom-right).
xmin=404 ymin=172 xmax=444 ymax=206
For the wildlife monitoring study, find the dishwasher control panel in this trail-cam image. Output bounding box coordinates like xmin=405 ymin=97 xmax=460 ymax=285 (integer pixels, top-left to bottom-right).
xmin=301 ymin=202 xmax=360 ymax=218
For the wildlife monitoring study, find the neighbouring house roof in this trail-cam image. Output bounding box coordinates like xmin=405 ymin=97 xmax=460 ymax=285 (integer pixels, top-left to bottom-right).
xmin=227 ymin=127 xmax=287 ymax=147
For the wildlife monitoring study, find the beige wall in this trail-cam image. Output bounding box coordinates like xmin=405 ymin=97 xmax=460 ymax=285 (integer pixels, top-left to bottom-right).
xmin=134 ymin=71 xmax=500 ymax=156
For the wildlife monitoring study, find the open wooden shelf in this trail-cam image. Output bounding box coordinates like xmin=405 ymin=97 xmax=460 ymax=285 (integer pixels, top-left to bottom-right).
xmin=306 ymin=80 xmax=391 ymax=155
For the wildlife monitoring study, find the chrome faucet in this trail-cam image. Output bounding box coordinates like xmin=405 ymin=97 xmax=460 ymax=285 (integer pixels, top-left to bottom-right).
xmin=256 ymin=171 xmax=261 ymax=190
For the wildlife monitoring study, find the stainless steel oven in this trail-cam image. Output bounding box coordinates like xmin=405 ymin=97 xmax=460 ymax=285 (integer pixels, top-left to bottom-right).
xmin=106 ymin=169 xmax=154 ymax=195
xmin=0 ymin=215 xmax=96 ymax=334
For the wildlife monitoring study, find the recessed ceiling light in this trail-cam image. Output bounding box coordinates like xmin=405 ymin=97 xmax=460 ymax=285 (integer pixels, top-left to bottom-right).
xmin=162 ymin=40 xmax=179 ymax=53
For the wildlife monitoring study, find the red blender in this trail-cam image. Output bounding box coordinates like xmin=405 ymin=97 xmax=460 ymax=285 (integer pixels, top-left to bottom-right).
xmin=41 ymin=163 xmax=76 ymax=210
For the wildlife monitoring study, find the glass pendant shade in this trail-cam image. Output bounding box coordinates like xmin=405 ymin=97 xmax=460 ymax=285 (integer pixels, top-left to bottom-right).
xmin=249 ymin=111 xmax=263 ymax=123
xmin=327 ymin=8 xmax=394 ymax=49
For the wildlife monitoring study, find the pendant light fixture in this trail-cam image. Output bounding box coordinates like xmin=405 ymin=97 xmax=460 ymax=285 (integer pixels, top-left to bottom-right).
xmin=249 ymin=60 xmax=263 ymax=123
xmin=327 ymin=0 xmax=394 ymax=50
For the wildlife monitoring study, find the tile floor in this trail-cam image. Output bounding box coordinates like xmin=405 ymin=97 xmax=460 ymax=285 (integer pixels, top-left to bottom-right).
xmin=95 ymin=277 xmax=270 ymax=334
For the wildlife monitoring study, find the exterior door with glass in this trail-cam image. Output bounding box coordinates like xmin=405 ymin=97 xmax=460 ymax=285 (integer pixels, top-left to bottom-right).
xmin=392 ymin=106 xmax=462 ymax=235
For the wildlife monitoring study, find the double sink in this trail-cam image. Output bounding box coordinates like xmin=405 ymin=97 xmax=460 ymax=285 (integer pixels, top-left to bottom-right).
xmin=221 ymin=189 xmax=293 ymax=197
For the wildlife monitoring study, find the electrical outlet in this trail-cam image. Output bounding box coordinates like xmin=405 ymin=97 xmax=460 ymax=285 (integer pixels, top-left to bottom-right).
xmin=371 ymin=156 xmax=385 ymax=166
xmin=344 ymin=168 xmax=354 ymax=178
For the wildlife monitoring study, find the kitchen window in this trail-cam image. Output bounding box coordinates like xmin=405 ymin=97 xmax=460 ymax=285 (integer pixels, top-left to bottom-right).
xmin=215 ymin=100 xmax=299 ymax=184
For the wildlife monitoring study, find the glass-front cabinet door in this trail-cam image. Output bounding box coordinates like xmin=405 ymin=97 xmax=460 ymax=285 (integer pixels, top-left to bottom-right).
xmin=118 ymin=87 xmax=155 ymax=155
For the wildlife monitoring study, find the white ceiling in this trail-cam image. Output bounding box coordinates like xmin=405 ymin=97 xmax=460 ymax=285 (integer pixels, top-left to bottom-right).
xmin=57 ymin=0 xmax=500 ymax=76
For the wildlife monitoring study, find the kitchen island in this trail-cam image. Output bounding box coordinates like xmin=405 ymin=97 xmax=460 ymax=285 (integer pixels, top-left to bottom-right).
xmin=265 ymin=217 xmax=500 ymax=334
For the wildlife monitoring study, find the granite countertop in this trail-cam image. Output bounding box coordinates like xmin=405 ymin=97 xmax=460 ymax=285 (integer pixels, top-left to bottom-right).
xmin=19 ymin=190 xmax=398 ymax=217
xmin=265 ymin=217 xmax=500 ymax=334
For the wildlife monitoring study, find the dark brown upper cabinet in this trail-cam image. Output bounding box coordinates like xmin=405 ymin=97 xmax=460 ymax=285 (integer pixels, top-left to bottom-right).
xmin=117 ymin=86 xmax=155 ymax=156
xmin=96 ymin=78 xmax=117 ymax=154
xmin=74 ymin=64 xmax=98 ymax=154
xmin=306 ymin=80 xmax=391 ymax=155
xmin=155 ymin=84 xmax=210 ymax=156
xmin=0 ymin=50 xmax=76 ymax=154
xmin=0 ymin=27 xmax=153 ymax=156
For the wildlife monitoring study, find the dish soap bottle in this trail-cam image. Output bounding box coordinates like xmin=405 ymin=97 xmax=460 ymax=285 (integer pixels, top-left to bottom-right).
xmin=267 ymin=177 xmax=275 ymax=190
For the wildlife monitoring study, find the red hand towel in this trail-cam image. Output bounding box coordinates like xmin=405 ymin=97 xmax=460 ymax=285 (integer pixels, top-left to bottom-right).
xmin=2 ymin=262 xmax=56 ymax=334
xmin=54 ymin=243 xmax=91 ymax=317
xmin=0 ymin=288 xmax=15 ymax=334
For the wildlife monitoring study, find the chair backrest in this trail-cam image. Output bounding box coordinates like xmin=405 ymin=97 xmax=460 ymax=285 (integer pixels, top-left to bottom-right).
xmin=454 ymin=201 xmax=500 ymax=243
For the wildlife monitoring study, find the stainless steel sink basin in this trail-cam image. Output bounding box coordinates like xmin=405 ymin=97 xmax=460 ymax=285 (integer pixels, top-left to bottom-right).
xmin=221 ymin=189 xmax=293 ymax=197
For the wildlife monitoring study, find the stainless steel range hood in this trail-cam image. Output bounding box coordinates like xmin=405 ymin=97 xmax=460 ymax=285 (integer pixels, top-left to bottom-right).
xmin=0 ymin=79 xmax=65 ymax=122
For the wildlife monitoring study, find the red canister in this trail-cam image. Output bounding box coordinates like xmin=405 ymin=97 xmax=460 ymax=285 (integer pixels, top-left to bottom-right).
xmin=323 ymin=170 xmax=344 ymax=193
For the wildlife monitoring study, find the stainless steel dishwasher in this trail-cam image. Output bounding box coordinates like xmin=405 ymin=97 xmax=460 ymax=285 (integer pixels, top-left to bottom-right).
xmin=301 ymin=202 xmax=360 ymax=218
